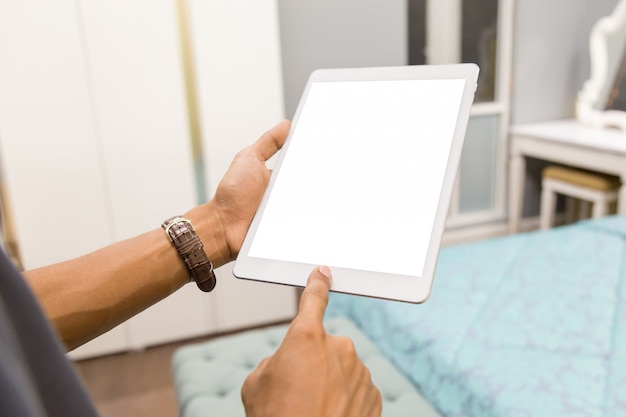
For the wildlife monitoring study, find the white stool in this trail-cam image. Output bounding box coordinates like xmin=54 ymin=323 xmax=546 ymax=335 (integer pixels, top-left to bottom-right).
xmin=540 ymin=166 xmax=621 ymax=230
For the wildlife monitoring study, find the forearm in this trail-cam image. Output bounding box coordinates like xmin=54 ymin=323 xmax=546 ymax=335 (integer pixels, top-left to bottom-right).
xmin=23 ymin=202 xmax=231 ymax=351
xmin=22 ymin=120 xmax=290 ymax=351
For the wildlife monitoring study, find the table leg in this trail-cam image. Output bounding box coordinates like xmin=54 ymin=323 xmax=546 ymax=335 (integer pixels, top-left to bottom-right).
xmin=508 ymin=153 xmax=526 ymax=234
xmin=619 ymin=175 xmax=626 ymax=214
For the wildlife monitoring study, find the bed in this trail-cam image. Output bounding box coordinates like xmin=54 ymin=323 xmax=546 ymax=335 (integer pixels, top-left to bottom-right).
xmin=325 ymin=215 xmax=626 ymax=417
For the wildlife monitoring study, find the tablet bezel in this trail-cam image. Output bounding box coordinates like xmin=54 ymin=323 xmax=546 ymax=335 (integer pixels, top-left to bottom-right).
xmin=233 ymin=64 xmax=479 ymax=303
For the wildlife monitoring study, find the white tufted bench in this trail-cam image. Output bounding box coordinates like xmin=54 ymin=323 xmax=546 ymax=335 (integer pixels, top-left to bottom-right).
xmin=172 ymin=317 xmax=440 ymax=417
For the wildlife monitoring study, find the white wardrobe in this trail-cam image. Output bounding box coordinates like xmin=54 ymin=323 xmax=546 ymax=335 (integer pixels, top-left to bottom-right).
xmin=0 ymin=0 xmax=296 ymax=359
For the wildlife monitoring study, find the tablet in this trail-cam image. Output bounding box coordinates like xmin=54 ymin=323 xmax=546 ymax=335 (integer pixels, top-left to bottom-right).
xmin=233 ymin=64 xmax=479 ymax=303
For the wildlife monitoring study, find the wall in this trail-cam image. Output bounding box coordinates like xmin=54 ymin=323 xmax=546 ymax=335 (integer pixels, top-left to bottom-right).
xmin=511 ymin=0 xmax=620 ymax=216
xmin=277 ymin=0 xmax=407 ymax=118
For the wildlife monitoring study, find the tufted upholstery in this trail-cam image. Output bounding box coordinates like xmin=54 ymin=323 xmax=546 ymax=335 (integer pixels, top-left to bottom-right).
xmin=172 ymin=317 xmax=439 ymax=417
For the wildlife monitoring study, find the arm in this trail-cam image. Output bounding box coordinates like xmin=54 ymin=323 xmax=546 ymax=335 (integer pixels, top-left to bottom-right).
xmin=24 ymin=120 xmax=290 ymax=350
xmin=242 ymin=266 xmax=382 ymax=417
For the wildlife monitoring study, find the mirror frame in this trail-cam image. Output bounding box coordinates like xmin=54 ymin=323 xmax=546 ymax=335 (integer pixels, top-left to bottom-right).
xmin=576 ymin=0 xmax=626 ymax=130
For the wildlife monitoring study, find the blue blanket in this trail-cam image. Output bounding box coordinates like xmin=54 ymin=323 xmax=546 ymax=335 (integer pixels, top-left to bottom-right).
xmin=326 ymin=216 xmax=626 ymax=417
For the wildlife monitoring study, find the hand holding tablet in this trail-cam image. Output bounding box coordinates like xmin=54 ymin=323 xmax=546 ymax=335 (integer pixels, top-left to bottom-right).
xmin=234 ymin=64 xmax=479 ymax=303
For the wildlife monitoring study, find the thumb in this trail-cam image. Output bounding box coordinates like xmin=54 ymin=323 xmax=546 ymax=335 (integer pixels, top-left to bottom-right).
xmin=297 ymin=266 xmax=332 ymax=323
xmin=253 ymin=119 xmax=291 ymax=161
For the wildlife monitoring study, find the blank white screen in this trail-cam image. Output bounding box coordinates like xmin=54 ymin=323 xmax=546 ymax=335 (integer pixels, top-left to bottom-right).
xmin=248 ymin=79 xmax=465 ymax=277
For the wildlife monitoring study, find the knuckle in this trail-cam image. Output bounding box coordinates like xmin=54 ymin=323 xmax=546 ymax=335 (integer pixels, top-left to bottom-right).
xmin=266 ymin=132 xmax=281 ymax=149
xmin=289 ymin=317 xmax=325 ymax=342
xmin=373 ymin=386 xmax=383 ymax=409
xmin=234 ymin=147 xmax=252 ymax=160
xmin=362 ymin=364 xmax=373 ymax=383
xmin=301 ymin=282 xmax=328 ymax=303
xmin=241 ymin=372 xmax=256 ymax=397
xmin=334 ymin=335 xmax=357 ymax=356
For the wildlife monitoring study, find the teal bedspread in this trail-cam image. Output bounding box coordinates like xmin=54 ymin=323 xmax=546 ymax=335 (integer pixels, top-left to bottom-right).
xmin=325 ymin=215 xmax=626 ymax=417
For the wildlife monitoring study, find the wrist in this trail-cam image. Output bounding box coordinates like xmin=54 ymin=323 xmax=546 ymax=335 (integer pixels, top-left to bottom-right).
xmin=183 ymin=201 xmax=232 ymax=269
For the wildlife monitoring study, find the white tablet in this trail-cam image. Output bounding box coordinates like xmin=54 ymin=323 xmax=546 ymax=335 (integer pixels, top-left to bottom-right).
xmin=233 ymin=64 xmax=479 ymax=303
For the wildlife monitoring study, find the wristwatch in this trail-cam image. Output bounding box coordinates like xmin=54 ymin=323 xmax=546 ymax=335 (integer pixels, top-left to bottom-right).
xmin=161 ymin=216 xmax=216 ymax=292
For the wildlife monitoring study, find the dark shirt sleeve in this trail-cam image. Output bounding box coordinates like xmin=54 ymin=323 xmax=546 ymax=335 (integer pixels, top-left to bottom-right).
xmin=0 ymin=249 xmax=99 ymax=417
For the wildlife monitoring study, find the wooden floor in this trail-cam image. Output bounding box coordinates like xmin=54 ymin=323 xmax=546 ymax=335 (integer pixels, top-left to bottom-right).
xmin=73 ymin=320 xmax=291 ymax=417
xmin=74 ymin=340 xmax=189 ymax=417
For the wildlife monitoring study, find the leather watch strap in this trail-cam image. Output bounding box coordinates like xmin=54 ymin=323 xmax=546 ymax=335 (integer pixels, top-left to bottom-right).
xmin=161 ymin=216 xmax=216 ymax=292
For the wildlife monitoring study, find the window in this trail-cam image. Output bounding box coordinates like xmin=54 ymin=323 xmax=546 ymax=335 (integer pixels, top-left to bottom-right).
xmin=408 ymin=0 xmax=513 ymax=227
xmin=408 ymin=0 xmax=499 ymax=102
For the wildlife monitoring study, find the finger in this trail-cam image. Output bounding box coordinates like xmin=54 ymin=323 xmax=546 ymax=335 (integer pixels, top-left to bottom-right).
xmin=297 ymin=266 xmax=332 ymax=323
xmin=255 ymin=355 xmax=272 ymax=373
xmin=333 ymin=335 xmax=359 ymax=369
xmin=363 ymin=383 xmax=383 ymax=417
xmin=253 ymin=119 xmax=291 ymax=161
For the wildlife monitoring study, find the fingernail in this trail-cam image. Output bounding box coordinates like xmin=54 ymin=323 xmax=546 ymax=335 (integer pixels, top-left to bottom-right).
xmin=319 ymin=266 xmax=332 ymax=282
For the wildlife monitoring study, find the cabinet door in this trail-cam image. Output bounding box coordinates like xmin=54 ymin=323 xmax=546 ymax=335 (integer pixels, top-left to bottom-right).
xmin=69 ymin=326 xmax=130 ymax=360
xmin=410 ymin=0 xmax=513 ymax=227
xmin=214 ymin=263 xmax=297 ymax=333
xmin=0 ymin=0 xmax=131 ymax=360
xmin=78 ymin=0 xmax=198 ymax=236
xmin=0 ymin=0 xmax=113 ymax=269
xmin=190 ymin=0 xmax=297 ymax=330
xmin=458 ymin=115 xmax=500 ymax=213
xmin=78 ymin=0 xmax=217 ymax=348
xmin=128 ymin=284 xmax=214 ymax=349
